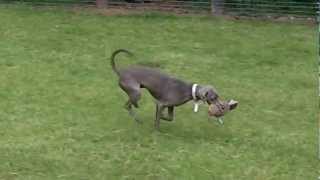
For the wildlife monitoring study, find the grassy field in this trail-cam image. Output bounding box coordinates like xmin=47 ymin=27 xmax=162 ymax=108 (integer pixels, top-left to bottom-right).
xmin=0 ymin=5 xmax=318 ymax=180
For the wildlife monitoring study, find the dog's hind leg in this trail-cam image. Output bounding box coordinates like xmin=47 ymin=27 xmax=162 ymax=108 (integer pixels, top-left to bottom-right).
xmin=124 ymin=100 xmax=141 ymax=123
xmin=120 ymin=80 xmax=142 ymax=123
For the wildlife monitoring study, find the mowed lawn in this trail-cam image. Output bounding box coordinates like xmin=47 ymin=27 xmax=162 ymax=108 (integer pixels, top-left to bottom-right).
xmin=0 ymin=5 xmax=318 ymax=180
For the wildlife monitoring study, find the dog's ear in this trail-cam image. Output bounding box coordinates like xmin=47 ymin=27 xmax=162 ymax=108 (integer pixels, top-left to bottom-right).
xmin=228 ymin=100 xmax=238 ymax=110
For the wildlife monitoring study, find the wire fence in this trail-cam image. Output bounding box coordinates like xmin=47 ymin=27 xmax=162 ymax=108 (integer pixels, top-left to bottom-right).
xmin=1 ymin=0 xmax=319 ymax=18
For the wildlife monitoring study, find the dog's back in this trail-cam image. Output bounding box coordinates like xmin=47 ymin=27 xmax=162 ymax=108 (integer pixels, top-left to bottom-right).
xmin=119 ymin=66 xmax=191 ymax=106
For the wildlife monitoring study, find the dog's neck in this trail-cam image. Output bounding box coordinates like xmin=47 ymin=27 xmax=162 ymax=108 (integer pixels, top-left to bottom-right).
xmin=192 ymin=84 xmax=203 ymax=112
xmin=191 ymin=84 xmax=201 ymax=101
xmin=192 ymin=84 xmax=198 ymax=100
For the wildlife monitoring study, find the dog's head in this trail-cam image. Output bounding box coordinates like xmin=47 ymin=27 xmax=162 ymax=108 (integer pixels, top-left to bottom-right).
xmin=197 ymin=85 xmax=238 ymax=117
xmin=197 ymin=85 xmax=221 ymax=105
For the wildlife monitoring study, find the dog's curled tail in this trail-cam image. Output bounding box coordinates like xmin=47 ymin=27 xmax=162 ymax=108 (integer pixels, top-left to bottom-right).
xmin=110 ymin=49 xmax=133 ymax=76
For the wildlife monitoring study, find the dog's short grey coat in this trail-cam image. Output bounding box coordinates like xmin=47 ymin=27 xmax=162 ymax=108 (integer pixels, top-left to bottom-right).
xmin=110 ymin=49 xmax=231 ymax=130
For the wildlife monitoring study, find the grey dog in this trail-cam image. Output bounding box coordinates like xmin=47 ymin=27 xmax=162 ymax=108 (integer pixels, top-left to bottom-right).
xmin=110 ymin=49 xmax=236 ymax=130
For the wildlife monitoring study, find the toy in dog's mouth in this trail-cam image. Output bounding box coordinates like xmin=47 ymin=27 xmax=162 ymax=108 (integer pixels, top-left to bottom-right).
xmin=208 ymin=99 xmax=238 ymax=124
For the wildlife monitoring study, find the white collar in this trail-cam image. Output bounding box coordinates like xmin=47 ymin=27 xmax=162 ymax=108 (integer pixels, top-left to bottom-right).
xmin=192 ymin=84 xmax=200 ymax=112
xmin=192 ymin=84 xmax=198 ymax=100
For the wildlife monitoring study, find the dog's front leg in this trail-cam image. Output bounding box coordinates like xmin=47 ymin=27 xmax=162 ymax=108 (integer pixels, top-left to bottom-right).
xmin=155 ymin=103 xmax=165 ymax=130
xmin=161 ymin=106 xmax=174 ymax=121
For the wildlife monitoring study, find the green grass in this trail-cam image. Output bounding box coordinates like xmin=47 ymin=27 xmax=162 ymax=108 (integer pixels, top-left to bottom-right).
xmin=0 ymin=5 xmax=318 ymax=180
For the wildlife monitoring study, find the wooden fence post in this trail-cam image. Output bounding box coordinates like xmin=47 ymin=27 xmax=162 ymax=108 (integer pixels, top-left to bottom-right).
xmin=211 ymin=0 xmax=224 ymax=15
xmin=96 ymin=0 xmax=107 ymax=8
